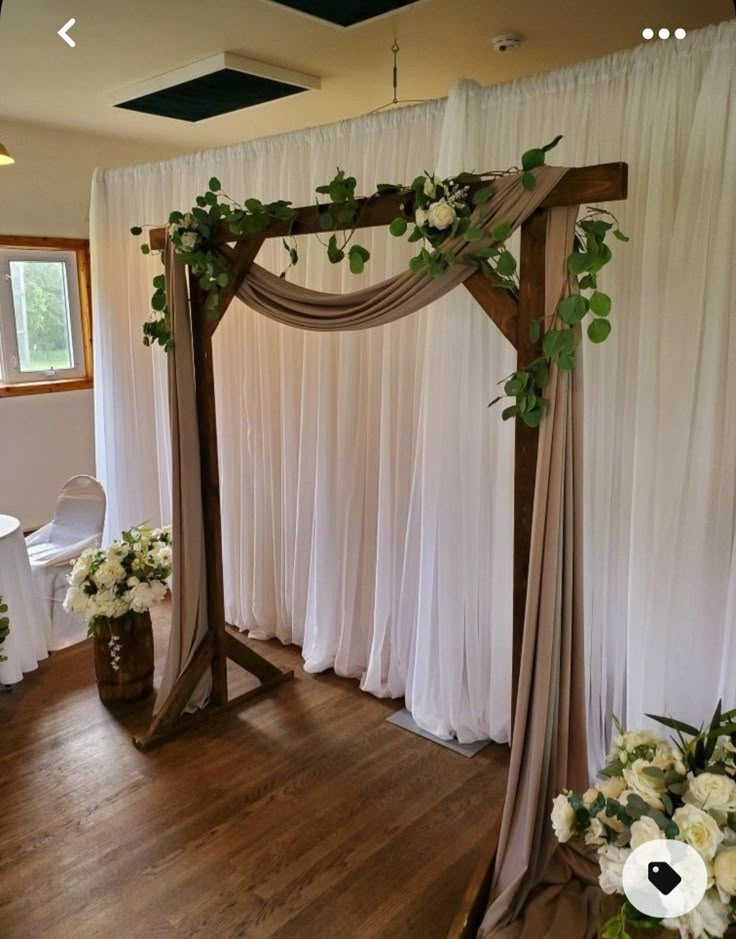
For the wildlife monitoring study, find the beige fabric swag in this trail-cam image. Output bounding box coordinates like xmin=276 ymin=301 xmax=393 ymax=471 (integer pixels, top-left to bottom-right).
xmin=218 ymin=168 xmax=567 ymax=331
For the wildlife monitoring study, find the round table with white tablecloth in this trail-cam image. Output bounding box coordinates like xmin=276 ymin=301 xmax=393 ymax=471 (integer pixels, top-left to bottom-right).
xmin=0 ymin=514 xmax=49 ymax=685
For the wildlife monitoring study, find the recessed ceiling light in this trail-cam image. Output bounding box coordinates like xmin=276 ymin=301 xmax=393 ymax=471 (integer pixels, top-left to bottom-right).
xmin=658 ymin=27 xmax=670 ymax=39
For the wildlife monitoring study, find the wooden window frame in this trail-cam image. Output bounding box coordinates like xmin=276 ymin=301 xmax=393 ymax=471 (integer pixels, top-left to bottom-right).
xmin=0 ymin=236 xmax=93 ymax=398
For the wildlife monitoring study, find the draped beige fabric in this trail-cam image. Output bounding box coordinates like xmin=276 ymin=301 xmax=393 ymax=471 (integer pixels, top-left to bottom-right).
xmin=154 ymin=242 xmax=211 ymax=714
xmin=157 ymin=165 xmax=572 ymax=713
xmin=220 ymin=168 xmax=567 ymax=331
xmin=478 ymin=207 xmax=599 ymax=938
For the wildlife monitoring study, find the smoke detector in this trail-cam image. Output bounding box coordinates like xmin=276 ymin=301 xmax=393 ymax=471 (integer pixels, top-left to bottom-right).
xmin=492 ymin=34 xmax=521 ymax=53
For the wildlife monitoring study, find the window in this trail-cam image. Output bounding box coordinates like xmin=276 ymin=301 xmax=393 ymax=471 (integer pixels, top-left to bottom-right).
xmin=0 ymin=238 xmax=92 ymax=396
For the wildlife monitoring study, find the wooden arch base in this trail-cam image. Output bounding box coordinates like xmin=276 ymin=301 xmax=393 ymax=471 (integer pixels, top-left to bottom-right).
xmin=139 ymin=162 xmax=627 ymax=758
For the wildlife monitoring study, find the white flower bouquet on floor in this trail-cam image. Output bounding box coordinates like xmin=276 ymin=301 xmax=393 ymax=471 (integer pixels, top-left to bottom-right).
xmin=64 ymin=525 xmax=172 ymax=635
xmin=552 ymin=706 xmax=736 ymax=938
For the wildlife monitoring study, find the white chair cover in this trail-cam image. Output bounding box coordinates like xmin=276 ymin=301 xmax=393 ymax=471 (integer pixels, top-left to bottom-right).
xmin=26 ymin=475 xmax=106 ymax=650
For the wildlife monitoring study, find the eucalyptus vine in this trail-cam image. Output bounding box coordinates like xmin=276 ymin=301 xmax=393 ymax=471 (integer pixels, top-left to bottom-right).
xmin=131 ymin=134 xmax=627 ymax=427
xmin=491 ymin=207 xmax=629 ymax=427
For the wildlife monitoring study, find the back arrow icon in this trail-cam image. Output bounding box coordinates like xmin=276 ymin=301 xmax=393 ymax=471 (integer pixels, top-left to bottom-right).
xmin=58 ymin=18 xmax=76 ymax=47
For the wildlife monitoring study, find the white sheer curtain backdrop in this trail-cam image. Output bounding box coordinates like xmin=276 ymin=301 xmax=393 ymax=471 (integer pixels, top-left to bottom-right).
xmin=92 ymin=21 xmax=736 ymax=759
xmin=92 ymin=98 xmax=515 ymax=744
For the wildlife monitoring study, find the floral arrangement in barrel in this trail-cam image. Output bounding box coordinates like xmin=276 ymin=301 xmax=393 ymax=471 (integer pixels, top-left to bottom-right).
xmin=552 ymin=705 xmax=736 ymax=938
xmin=64 ymin=525 xmax=172 ymax=670
xmin=131 ymin=135 xmax=627 ymax=429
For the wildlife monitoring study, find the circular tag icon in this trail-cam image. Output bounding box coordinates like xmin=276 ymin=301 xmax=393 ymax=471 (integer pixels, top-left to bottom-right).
xmin=622 ymin=840 xmax=708 ymax=919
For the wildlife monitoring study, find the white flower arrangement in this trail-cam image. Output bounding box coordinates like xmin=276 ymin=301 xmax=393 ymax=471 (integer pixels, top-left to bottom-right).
xmin=168 ymin=212 xmax=201 ymax=255
xmin=412 ymin=173 xmax=472 ymax=234
xmin=552 ymin=707 xmax=736 ymax=938
xmin=64 ymin=525 xmax=172 ymax=648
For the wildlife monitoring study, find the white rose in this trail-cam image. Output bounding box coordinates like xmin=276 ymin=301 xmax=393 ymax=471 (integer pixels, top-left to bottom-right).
xmin=584 ymin=817 xmax=607 ymax=848
xmin=674 ymin=804 xmax=725 ymax=861
xmin=127 ymin=580 xmax=167 ymax=614
xmin=652 ymin=742 xmax=679 ymax=769
xmin=167 ymin=221 xmax=182 ymax=238
xmin=179 ymin=232 xmax=198 ymax=251
xmin=623 ymin=759 xmax=666 ymax=809
xmin=64 ymin=585 xmax=88 ymax=615
xmin=597 ymin=776 xmax=627 ymax=800
xmin=713 ymin=736 xmax=736 ymax=771
xmin=550 ymin=793 xmax=575 ymax=844
xmin=630 ymin=816 xmax=666 ymax=850
xmin=663 ymin=888 xmax=730 ymax=938
xmin=713 ymin=846 xmax=736 ymax=902
xmin=414 ymin=207 xmax=428 ymax=228
xmin=423 ymin=175 xmax=440 ymax=198
xmin=427 ymin=200 xmax=456 ymax=231
xmin=597 ymin=845 xmax=630 ymax=895
xmin=93 ymin=560 xmax=125 ymax=590
xmin=69 ymin=562 xmax=89 ymax=587
xmin=685 ymin=773 xmax=736 ymax=824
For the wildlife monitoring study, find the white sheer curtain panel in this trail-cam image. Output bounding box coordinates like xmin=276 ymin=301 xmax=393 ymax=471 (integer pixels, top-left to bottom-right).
xmin=91 ymin=99 xmax=515 ymax=744
xmin=92 ymin=21 xmax=736 ymax=758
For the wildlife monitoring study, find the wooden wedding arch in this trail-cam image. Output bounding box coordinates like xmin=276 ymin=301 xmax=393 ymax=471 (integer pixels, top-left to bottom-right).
xmin=136 ymin=161 xmax=628 ymax=754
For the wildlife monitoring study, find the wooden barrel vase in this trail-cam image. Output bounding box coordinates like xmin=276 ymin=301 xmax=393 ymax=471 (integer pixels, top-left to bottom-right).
xmin=93 ymin=612 xmax=154 ymax=704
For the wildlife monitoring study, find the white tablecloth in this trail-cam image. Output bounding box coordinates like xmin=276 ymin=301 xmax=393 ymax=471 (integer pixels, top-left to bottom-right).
xmin=0 ymin=514 xmax=50 ymax=684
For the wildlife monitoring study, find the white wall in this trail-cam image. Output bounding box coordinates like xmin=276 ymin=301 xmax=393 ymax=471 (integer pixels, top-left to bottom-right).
xmin=0 ymin=118 xmax=185 ymax=529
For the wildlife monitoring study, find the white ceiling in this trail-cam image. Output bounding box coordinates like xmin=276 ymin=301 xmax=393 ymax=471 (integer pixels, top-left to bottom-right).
xmin=0 ymin=0 xmax=732 ymax=152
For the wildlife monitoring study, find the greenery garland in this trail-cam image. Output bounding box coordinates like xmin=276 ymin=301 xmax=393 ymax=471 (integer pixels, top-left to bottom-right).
xmin=131 ymin=136 xmax=627 ymax=427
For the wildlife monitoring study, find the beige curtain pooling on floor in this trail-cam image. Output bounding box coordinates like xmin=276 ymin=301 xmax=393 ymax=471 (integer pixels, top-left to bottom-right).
xmin=154 ymin=242 xmax=211 ymax=714
xmin=479 ymin=208 xmax=599 ymax=938
xmin=156 ymin=165 xmax=569 ymax=713
xmin=221 ymin=168 xmax=567 ymax=331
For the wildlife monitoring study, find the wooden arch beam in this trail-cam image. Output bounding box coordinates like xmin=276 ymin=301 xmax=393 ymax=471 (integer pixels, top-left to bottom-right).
xmin=148 ymin=163 xmax=628 ymax=251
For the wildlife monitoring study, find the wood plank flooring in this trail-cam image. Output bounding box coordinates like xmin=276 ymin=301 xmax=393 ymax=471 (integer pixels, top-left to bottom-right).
xmin=0 ymin=604 xmax=508 ymax=939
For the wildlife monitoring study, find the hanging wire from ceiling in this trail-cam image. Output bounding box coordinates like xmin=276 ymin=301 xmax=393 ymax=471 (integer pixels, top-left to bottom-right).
xmin=367 ymin=40 xmax=430 ymax=114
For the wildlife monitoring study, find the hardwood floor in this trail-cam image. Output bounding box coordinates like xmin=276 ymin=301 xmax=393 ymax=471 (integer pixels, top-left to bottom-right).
xmin=0 ymin=605 xmax=508 ymax=939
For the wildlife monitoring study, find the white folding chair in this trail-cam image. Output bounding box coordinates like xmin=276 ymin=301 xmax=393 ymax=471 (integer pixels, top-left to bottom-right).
xmin=26 ymin=475 xmax=106 ymax=650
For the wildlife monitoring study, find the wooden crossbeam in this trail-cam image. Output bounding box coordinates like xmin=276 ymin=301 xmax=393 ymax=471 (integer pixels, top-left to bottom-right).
xmin=463 ymin=271 xmax=519 ymax=348
xmin=148 ymin=163 xmax=628 ymax=250
xmin=211 ymin=237 xmax=266 ymax=329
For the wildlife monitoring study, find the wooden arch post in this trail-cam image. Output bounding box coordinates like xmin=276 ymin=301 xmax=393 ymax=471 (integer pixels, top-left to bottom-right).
xmin=138 ymin=163 xmax=627 ymax=757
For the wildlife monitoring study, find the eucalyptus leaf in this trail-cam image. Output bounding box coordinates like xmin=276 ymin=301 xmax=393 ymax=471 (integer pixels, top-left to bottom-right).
xmin=496 ymin=252 xmax=517 ymax=276
xmin=389 ymin=217 xmax=408 ymax=237
xmin=473 ymin=185 xmax=495 ymax=205
xmin=558 ymin=294 xmax=587 ymax=325
xmin=491 ymin=221 xmax=512 ymax=242
xmin=521 ymin=148 xmax=545 ymax=171
xmin=588 ymin=318 xmax=612 ymax=343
